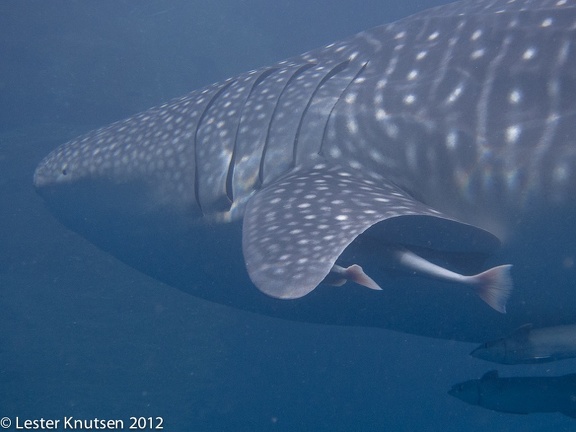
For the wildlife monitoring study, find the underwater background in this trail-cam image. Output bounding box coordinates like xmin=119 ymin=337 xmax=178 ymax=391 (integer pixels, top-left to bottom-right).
xmin=1 ymin=1 xmax=575 ymax=430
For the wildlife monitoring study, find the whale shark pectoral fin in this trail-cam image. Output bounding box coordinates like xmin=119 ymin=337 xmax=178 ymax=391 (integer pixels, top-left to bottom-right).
xmin=242 ymin=162 xmax=501 ymax=299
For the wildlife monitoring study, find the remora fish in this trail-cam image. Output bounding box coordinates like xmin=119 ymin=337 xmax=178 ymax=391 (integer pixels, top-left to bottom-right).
xmin=449 ymin=370 xmax=576 ymax=418
xmin=471 ymin=324 xmax=576 ymax=364
xmin=33 ymin=0 xmax=576 ymax=340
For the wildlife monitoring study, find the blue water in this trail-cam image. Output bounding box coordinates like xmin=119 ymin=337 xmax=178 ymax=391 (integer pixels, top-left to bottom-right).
xmin=1 ymin=1 xmax=575 ymax=430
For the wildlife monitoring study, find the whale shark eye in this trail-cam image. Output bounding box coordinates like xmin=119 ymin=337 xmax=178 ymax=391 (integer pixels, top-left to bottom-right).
xmin=61 ymin=168 xmax=68 ymax=176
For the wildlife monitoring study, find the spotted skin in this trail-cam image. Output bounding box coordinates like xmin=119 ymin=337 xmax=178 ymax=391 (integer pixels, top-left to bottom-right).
xmin=33 ymin=0 xmax=576 ymax=336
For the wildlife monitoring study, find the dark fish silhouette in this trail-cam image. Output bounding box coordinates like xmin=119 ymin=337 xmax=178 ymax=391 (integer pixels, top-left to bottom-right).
xmin=449 ymin=370 xmax=576 ymax=418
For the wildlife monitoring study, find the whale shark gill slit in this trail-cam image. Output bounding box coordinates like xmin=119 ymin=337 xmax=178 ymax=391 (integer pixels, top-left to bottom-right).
xmin=259 ymin=62 xmax=318 ymax=185
xmin=225 ymin=67 xmax=281 ymax=203
xmin=194 ymin=79 xmax=236 ymax=214
xmin=319 ymin=61 xmax=369 ymax=158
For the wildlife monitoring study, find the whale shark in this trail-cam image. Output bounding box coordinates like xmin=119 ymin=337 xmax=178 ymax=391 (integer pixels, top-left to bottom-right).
xmin=33 ymin=0 xmax=576 ymax=341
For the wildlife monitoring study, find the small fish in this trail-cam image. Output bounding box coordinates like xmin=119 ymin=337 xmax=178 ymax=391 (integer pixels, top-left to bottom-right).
xmin=449 ymin=370 xmax=576 ymax=418
xmin=326 ymin=249 xmax=511 ymax=313
xmin=471 ymin=324 xmax=576 ymax=364
xmin=394 ymin=249 xmax=512 ymax=313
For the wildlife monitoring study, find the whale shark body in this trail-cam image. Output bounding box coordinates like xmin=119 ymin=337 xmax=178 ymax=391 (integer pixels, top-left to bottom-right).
xmin=34 ymin=0 xmax=576 ymax=341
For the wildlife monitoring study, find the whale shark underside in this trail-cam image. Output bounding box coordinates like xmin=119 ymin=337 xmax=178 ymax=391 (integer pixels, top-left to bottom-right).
xmin=33 ymin=0 xmax=576 ymax=341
